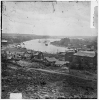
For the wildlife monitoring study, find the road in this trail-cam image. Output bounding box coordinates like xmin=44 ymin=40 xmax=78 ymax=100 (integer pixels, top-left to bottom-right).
xmin=26 ymin=67 xmax=69 ymax=75
xmin=8 ymin=61 xmax=97 ymax=82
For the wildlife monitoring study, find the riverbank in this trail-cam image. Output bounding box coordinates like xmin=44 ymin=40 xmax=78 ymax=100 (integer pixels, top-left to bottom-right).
xmin=50 ymin=37 xmax=97 ymax=51
xmin=2 ymin=33 xmax=50 ymax=45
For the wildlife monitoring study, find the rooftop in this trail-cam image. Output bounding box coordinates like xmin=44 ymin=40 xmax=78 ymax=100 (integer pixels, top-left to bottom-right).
xmin=2 ymin=40 xmax=7 ymax=42
xmin=74 ymin=51 xmax=95 ymax=57
xmin=33 ymin=52 xmax=42 ymax=55
xmin=45 ymin=57 xmax=58 ymax=62
xmin=55 ymin=61 xmax=69 ymax=65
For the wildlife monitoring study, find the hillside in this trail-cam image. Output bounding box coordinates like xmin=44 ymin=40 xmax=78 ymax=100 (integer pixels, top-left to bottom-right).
xmin=2 ymin=33 xmax=50 ymax=44
xmin=51 ymin=37 xmax=97 ymax=50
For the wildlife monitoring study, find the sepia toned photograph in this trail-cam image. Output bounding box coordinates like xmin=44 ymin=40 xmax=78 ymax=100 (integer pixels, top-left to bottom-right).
xmin=1 ymin=1 xmax=98 ymax=99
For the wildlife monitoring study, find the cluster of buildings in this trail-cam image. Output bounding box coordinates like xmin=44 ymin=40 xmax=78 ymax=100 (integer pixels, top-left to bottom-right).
xmin=1 ymin=48 xmax=70 ymax=69
xmin=44 ymin=57 xmax=69 ymax=67
xmin=1 ymin=39 xmax=97 ymax=72
xmin=64 ymin=50 xmax=97 ymax=71
xmin=2 ymin=46 xmax=97 ymax=71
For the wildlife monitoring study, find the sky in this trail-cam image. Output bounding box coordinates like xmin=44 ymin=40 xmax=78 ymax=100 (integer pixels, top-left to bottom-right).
xmin=2 ymin=1 xmax=98 ymax=36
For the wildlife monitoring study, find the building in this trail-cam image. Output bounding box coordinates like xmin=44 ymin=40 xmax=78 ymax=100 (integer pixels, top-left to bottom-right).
xmin=1 ymin=50 xmax=7 ymax=61
xmin=65 ymin=51 xmax=75 ymax=62
xmin=44 ymin=57 xmax=70 ymax=67
xmin=23 ymin=51 xmax=32 ymax=60
xmin=44 ymin=57 xmax=58 ymax=66
xmin=1 ymin=40 xmax=8 ymax=45
xmin=44 ymin=57 xmax=58 ymax=62
xmin=33 ymin=52 xmax=44 ymax=60
xmin=55 ymin=60 xmax=69 ymax=67
xmin=71 ymin=51 xmax=97 ymax=70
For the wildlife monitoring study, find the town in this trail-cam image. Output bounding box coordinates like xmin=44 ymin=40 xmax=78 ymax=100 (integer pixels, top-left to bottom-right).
xmin=1 ymin=34 xmax=97 ymax=99
xmin=2 ymin=1 xmax=97 ymax=99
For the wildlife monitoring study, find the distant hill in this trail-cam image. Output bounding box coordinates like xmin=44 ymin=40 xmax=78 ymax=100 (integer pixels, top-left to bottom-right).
xmin=2 ymin=33 xmax=50 ymax=38
xmin=2 ymin=33 xmax=50 ymax=44
xmin=51 ymin=36 xmax=97 ymax=50
xmin=50 ymin=35 xmax=97 ymax=40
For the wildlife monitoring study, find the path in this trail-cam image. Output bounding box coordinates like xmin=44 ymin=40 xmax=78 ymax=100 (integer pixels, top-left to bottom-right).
xmin=8 ymin=61 xmax=97 ymax=82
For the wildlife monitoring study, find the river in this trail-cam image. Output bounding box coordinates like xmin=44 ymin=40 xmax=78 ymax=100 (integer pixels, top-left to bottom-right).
xmin=22 ymin=39 xmax=68 ymax=53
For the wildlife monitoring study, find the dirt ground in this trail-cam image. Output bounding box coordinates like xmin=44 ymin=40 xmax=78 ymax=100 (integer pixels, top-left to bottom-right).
xmin=2 ymin=62 xmax=97 ymax=99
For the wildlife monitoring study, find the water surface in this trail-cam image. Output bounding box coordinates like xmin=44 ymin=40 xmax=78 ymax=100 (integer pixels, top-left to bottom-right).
xmin=23 ymin=39 xmax=68 ymax=53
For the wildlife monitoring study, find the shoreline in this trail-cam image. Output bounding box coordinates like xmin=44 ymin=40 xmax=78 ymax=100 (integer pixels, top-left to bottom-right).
xmin=50 ymin=43 xmax=67 ymax=48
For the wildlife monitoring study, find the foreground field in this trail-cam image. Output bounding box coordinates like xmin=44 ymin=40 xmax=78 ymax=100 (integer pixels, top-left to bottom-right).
xmin=2 ymin=62 xmax=97 ymax=99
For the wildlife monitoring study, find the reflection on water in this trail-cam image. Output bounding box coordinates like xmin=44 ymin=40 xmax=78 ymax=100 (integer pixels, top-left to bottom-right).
xmin=23 ymin=39 xmax=68 ymax=53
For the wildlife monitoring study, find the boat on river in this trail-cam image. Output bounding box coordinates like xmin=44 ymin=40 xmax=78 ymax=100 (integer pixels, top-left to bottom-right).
xmin=45 ymin=43 xmax=48 ymax=46
xmin=38 ymin=40 xmax=41 ymax=43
